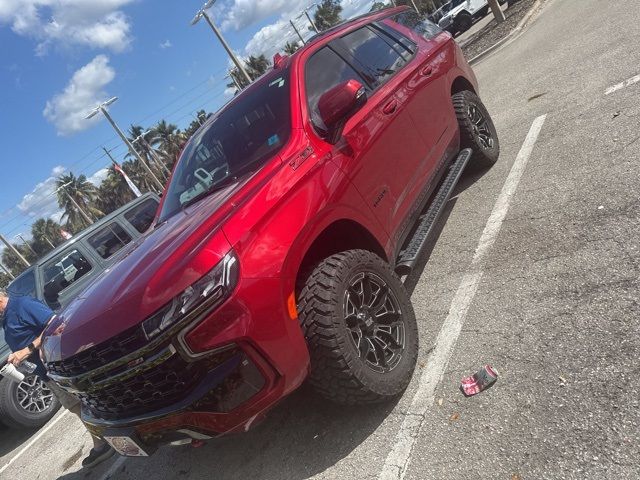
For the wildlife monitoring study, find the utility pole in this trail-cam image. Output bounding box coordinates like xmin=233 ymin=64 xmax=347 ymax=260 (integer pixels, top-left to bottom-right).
xmin=0 ymin=261 xmax=15 ymax=279
xmin=487 ymin=0 xmax=506 ymax=23
xmin=302 ymin=5 xmax=320 ymax=33
xmin=86 ymin=98 xmax=165 ymax=192
xmin=57 ymin=182 xmax=94 ymax=226
xmin=290 ymin=19 xmax=306 ymax=44
xmin=16 ymin=235 xmax=37 ymax=256
xmin=0 ymin=234 xmax=30 ymax=268
xmin=191 ymin=1 xmax=253 ymax=86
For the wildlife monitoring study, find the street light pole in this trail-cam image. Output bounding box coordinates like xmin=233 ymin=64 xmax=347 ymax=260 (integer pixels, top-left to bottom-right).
xmin=290 ymin=20 xmax=306 ymax=44
xmin=191 ymin=1 xmax=252 ymax=86
xmin=487 ymin=0 xmax=506 ymax=23
xmin=0 ymin=261 xmax=15 ymax=279
xmin=86 ymin=98 xmax=165 ymax=192
xmin=16 ymin=235 xmax=37 ymax=256
xmin=132 ymin=132 xmax=171 ymax=177
xmin=0 ymin=234 xmax=30 ymax=268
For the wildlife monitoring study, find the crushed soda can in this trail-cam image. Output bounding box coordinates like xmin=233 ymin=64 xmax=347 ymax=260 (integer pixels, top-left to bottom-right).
xmin=460 ymin=365 xmax=498 ymax=396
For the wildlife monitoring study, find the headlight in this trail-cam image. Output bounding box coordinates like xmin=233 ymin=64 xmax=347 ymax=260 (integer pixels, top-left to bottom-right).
xmin=142 ymin=251 xmax=239 ymax=339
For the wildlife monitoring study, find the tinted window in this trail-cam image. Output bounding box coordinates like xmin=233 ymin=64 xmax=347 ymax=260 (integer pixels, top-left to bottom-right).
xmin=7 ymin=269 xmax=36 ymax=297
xmin=88 ymin=223 xmax=132 ymax=259
xmin=306 ymin=47 xmax=366 ymax=133
xmin=124 ymin=198 xmax=159 ymax=233
xmin=342 ymin=27 xmax=406 ymax=88
xmin=159 ymin=69 xmax=292 ymax=222
xmin=389 ymin=10 xmax=442 ymax=40
xmin=373 ymin=22 xmax=416 ymax=55
xmin=42 ymin=249 xmax=93 ymax=307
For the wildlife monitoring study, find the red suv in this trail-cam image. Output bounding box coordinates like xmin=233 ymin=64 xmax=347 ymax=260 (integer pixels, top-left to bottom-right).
xmin=42 ymin=6 xmax=499 ymax=456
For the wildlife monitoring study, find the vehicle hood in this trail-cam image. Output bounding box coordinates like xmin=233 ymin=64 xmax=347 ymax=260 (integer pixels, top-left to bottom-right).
xmin=41 ymin=184 xmax=243 ymax=364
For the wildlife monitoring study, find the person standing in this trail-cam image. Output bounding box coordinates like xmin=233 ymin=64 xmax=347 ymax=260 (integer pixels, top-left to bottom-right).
xmin=0 ymin=289 xmax=114 ymax=468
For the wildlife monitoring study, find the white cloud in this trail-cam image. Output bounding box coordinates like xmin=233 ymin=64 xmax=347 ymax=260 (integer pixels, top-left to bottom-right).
xmin=88 ymin=168 xmax=109 ymax=186
xmin=159 ymin=39 xmax=172 ymax=49
xmin=43 ymin=54 xmax=116 ymax=136
xmin=221 ymin=0 xmax=308 ymax=31
xmin=0 ymin=0 xmax=134 ymax=53
xmin=17 ymin=165 xmax=66 ymax=220
xmin=241 ymin=0 xmax=376 ymax=58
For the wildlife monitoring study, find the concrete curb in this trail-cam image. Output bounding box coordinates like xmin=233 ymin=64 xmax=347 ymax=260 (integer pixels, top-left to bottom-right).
xmin=468 ymin=0 xmax=543 ymax=66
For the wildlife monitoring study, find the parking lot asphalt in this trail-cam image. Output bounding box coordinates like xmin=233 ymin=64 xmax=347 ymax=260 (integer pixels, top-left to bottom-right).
xmin=2 ymin=0 xmax=639 ymax=478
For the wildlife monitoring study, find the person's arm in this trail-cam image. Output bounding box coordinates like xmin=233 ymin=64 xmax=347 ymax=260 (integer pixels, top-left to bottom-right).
xmin=7 ymin=332 xmax=44 ymax=366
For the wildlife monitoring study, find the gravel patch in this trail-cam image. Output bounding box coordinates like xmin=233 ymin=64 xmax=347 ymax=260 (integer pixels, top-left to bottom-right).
xmin=460 ymin=0 xmax=538 ymax=59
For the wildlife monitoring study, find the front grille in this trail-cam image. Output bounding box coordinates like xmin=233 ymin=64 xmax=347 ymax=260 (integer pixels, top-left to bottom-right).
xmin=78 ymin=349 xmax=238 ymax=420
xmin=47 ymin=324 xmax=148 ymax=377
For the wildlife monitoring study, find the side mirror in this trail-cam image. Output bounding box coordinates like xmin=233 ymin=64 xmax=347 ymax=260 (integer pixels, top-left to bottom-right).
xmin=318 ymin=79 xmax=367 ymax=144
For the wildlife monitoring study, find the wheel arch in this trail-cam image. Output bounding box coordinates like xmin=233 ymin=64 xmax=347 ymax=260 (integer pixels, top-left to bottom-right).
xmin=294 ymin=219 xmax=388 ymax=296
xmin=451 ymin=76 xmax=477 ymax=96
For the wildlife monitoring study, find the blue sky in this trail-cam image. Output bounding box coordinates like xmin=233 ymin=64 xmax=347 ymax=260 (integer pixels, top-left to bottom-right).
xmin=0 ymin=0 xmax=374 ymax=247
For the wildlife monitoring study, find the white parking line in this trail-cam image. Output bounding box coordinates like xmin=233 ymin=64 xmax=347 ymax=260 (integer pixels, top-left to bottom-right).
xmin=605 ymin=73 xmax=640 ymax=95
xmin=379 ymin=115 xmax=547 ymax=480
xmin=0 ymin=410 xmax=69 ymax=475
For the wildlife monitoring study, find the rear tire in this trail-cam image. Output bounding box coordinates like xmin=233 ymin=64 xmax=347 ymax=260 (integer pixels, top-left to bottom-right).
xmin=298 ymin=250 xmax=418 ymax=405
xmin=0 ymin=375 xmax=61 ymax=429
xmin=454 ymin=12 xmax=473 ymax=32
xmin=452 ymin=90 xmax=500 ymax=169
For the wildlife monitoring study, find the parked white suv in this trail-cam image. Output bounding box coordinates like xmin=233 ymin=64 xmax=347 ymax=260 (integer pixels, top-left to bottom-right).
xmin=438 ymin=0 xmax=505 ymax=34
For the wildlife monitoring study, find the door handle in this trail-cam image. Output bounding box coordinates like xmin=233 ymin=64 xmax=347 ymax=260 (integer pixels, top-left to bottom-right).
xmin=382 ymin=100 xmax=398 ymax=115
xmin=420 ymin=66 xmax=434 ymax=77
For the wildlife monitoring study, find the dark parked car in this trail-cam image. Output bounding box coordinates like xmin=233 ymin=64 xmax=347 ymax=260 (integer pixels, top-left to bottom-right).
xmin=0 ymin=193 xmax=159 ymax=429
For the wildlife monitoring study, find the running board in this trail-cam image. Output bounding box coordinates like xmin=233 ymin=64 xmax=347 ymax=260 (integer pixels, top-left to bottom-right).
xmin=395 ymin=148 xmax=472 ymax=277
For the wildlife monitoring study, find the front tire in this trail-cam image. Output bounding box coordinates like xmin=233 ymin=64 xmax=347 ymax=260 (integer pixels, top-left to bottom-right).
xmin=0 ymin=375 xmax=61 ymax=429
xmin=298 ymin=250 xmax=418 ymax=405
xmin=453 ymin=90 xmax=500 ymax=169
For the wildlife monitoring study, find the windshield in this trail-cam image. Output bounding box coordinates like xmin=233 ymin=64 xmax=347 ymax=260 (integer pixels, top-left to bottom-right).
xmin=159 ymin=69 xmax=292 ymax=222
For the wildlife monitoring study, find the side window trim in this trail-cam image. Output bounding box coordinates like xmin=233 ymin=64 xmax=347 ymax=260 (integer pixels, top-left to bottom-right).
xmin=371 ymin=22 xmax=418 ymax=58
xmin=332 ymin=25 xmax=411 ymax=93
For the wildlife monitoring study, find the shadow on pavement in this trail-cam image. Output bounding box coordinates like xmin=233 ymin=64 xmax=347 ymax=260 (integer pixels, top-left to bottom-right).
xmin=0 ymin=423 xmax=39 ymax=459
xmin=404 ymin=164 xmax=489 ymax=295
xmin=57 ymin=385 xmax=399 ymax=480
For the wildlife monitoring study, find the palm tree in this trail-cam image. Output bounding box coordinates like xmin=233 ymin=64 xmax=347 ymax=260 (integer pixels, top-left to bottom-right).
xmin=30 ymin=218 xmax=65 ymax=256
xmin=151 ymin=120 xmax=185 ymax=170
xmin=246 ymin=55 xmax=271 ymax=79
xmin=95 ymin=166 xmax=137 ymax=215
xmin=127 ymin=124 xmax=169 ymax=181
xmin=313 ymin=0 xmax=343 ymax=31
xmin=56 ymin=173 xmax=103 ymax=233
xmin=284 ymin=41 xmax=301 ymax=55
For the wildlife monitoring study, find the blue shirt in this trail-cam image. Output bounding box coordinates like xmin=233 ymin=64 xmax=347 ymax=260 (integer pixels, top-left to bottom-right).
xmin=2 ymin=296 xmax=54 ymax=380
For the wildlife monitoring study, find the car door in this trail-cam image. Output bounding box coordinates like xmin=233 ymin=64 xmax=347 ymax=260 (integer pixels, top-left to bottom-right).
xmin=305 ymin=27 xmax=427 ymax=237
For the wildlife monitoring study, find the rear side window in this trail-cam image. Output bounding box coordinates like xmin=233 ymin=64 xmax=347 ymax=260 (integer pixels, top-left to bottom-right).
xmin=306 ymin=47 xmax=367 ymax=133
xmin=42 ymin=249 xmax=93 ymax=307
xmin=88 ymin=223 xmax=132 ymax=259
xmin=7 ymin=269 xmax=36 ymax=297
xmin=124 ymin=198 xmax=159 ymax=233
xmin=341 ymin=27 xmax=407 ymax=88
xmin=387 ymin=10 xmax=442 ymax=41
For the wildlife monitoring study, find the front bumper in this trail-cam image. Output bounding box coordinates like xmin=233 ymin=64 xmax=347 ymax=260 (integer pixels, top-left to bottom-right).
xmin=50 ymin=277 xmax=310 ymax=452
